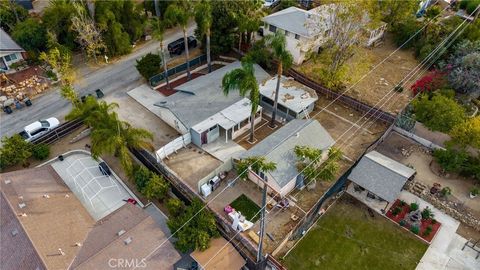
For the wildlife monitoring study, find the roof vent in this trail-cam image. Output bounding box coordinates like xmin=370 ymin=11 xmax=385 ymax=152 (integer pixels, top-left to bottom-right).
xmin=11 ymin=229 xmax=18 ymax=236
xmin=117 ymin=229 xmax=126 ymax=236
xmin=58 ymin=248 xmax=65 ymax=256
xmin=4 ymin=179 xmax=11 ymax=184
xmin=18 ymin=202 xmax=26 ymax=209
xmin=124 ymin=237 xmax=132 ymax=245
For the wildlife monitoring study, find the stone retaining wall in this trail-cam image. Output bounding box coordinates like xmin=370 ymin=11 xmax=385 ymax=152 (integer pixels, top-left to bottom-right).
xmin=406 ymin=181 xmax=480 ymax=231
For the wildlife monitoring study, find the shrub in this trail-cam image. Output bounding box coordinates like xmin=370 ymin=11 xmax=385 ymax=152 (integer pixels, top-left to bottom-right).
xmin=433 ymin=147 xmax=469 ymax=173
xmin=142 ymin=173 xmax=169 ymax=201
xmin=449 ymin=116 xmax=480 ymax=149
xmin=409 ymin=202 xmax=419 ymax=212
xmin=46 ymin=70 xmax=58 ymax=81
xmin=421 ymin=207 xmax=433 ymax=220
xmin=423 ymin=225 xmax=433 ymax=237
xmin=412 ymin=94 xmax=466 ymax=133
xmin=0 ymin=135 xmax=32 ymax=170
xmin=133 ymin=166 xmax=152 ymax=191
xmin=441 ymin=187 xmax=452 ymax=197
xmin=431 ymin=218 xmax=437 ymax=224
xmin=394 ymin=85 xmax=404 ymax=93
xmin=166 ymin=198 xmax=185 ymax=217
xmin=392 ymin=207 xmax=402 ymax=216
xmin=410 ymin=226 xmax=420 ymax=235
xmin=399 ymin=220 xmax=406 ymax=227
xmin=470 ymin=187 xmax=479 ymax=196
xmin=135 ymin=53 xmax=162 ymax=80
xmin=399 ymin=200 xmax=407 ymax=207
xmin=32 ymin=144 xmax=50 ymax=160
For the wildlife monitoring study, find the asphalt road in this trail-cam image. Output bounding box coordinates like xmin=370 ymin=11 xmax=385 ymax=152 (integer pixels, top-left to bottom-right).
xmin=0 ymin=23 xmax=196 ymax=139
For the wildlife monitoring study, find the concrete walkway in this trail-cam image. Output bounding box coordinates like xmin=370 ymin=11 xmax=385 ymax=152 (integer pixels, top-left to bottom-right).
xmin=398 ymin=191 xmax=479 ymax=270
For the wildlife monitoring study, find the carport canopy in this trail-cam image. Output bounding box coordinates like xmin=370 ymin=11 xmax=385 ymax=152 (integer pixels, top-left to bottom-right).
xmin=348 ymin=151 xmax=416 ymax=202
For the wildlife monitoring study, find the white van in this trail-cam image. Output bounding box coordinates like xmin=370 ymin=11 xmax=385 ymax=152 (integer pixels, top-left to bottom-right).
xmin=19 ymin=117 xmax=60 ymax=142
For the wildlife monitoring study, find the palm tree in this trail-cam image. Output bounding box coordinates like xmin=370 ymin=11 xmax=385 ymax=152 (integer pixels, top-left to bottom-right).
xmin=151 ymin=17 xmax=170 ymax=88
xmin=165 ymin=0 xmax=193 ymax=80
xmin=90 ymin=112 xmax=154 ymax=174
xmin=65 ymin=96 xmax=118 ymax=127
xmin=264 ymin=31 xmax=293 ymax=128
xmin=235 ymin=156 xmax=277 ymax=180
xmin=222 ymin=60 xmax=260 ymax=143
xmin=194 ymin=0 xmax=212 ymax=73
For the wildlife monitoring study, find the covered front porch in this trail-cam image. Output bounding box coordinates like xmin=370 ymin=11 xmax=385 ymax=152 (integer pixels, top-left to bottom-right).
xmin=191 ymin=98 xmax=263 ymax=146
xmin=347 ymin=182 xmax=393 ymax=213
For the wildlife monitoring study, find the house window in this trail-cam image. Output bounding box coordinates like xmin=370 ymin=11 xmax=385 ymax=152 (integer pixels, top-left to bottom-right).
xmin=261 ymin=95 xmax=274 ymax=106
xmin=294 ymin=34 xmax=300 ymax=40
xmin=269 ymin=24 xmax=277 ymax=33
xmin=4 ymin=53 xmax=17 ymax=62
xmin=284 ymin=30 xmax=290 ymax=37
xmin=278 ymin=104 xmax=288 ymax=113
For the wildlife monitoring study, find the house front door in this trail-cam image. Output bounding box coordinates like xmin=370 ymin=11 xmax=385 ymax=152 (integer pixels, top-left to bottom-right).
xmin=201 ymin=131 xmax=207 ymax=145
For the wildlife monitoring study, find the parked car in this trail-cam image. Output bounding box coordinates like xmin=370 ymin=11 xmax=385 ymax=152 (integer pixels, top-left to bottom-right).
xmin=167 ymin=36 xmax=197 ymax=56
xmin=19 ymin=117 xmax=60 ymax=142
xmin=263 ymin=0 xmax=280 ymax=8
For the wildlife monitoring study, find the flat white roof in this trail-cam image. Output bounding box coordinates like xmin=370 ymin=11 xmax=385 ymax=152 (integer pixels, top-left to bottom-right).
xmin=192 ymin=98 xmax=260 ymax=133
xmin=260 ymin=76 xmax=318 ymax=113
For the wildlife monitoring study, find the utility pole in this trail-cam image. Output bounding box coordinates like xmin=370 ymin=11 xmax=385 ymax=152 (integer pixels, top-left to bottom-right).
xmin=252 ymin=169 xmax=267 ymax=268
xmin=154 ymin=0 xmax=161 ymax=17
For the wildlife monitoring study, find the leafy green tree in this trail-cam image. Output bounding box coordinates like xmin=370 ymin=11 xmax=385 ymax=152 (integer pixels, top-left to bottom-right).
xmin=222 ymin=60 xmax=261 ymax=143
xmin=42 ymin=0 xmax=77 ymax=50
xmin=195 ymin=0 xmax=213 ymax=73
xmin=11 ymin=18 xmax=47 ymax=56
xmin=0 ymin=1 xmax=28 ymax=33
xmin=433 ymin=147 xmax=469 ymax=173
xmin=449 ymin=117 xmax=480 ymax=149
xmin=316 ymin=147 xmax=342 ymax=182
xmin=209 ymin=1 xmax=238 ymax=54
xmin=412 ymin=94 xmax=466 ymax=132
xmin=95 ymin=1 xmax=133 ymax=56
xmin=446 ymin=40 xmax=480 ymax=99
xmin=235 ymin=156 xmax=277 ymax=180
xmin=142 ymin=173 xmax=169 ymax=201
xmin=167 ymin=198 xmax=219 ymax=252
xmin=375 ymin=0 xmax=418 ymax=27
xmin=0 ymin=135 xmax=32 ymax=169
xmin=40 ymin=46 xmax=76 ymax=86
xmin=390 ymin=16 xmax=422 ymax=48
xmin=294 ymin=145 xmax=323 ymax=183
xmin=119 ymin=0 xmax=146 ymax=43
xmin=135 ymin=53 xmax=162 ymax=80
xmin=150 ymin=17 xmax=170 ymax=88
xmin=263 ymin=32 xmax=293 ymax=127
xmin=165 ymin=0 xmax=194 ymax=80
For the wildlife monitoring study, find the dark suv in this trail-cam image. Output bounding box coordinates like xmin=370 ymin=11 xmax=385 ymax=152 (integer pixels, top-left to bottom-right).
xmin=167 ymin=36 xmax=197 ymax=56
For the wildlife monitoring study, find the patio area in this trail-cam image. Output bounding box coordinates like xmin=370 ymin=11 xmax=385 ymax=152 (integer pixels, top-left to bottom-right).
xmin=233 ymin=116 xmax=284 ymax=150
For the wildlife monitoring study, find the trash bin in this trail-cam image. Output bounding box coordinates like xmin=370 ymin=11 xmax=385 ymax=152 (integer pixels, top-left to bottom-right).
xmin=3 ymin=106 xmax=12 ymax=114
xmin=99 ymin=162 xmax=112 ymax=176
xmin=24 ymin=98 xmax=32 ymax=106
xmin=95 ymin=89 xmax=104 ymax=98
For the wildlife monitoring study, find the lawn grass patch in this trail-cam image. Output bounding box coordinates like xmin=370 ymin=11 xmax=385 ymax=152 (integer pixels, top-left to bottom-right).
xmin=230 ymin=194 xmax=261 ymax=222
xmin=283 ymin=196 xmax=428 ymax=270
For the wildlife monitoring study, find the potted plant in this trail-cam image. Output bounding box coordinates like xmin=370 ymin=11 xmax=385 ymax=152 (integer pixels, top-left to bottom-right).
xmin=470 ymin=187 xmax=479 ymax=199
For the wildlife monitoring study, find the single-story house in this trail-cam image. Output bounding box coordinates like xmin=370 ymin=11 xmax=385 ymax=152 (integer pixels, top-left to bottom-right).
xmin=347 ymin=151 xmax=416 ymax=211
xmin=259 ymin=75 xmax=318 ymax=122
xmin=0 ymin=28 xmax=26 ymax=72
xmin=239 ymin=119 xmax=335 ymax=197
xmin=154 ymin=61 xmax=271 ymax=147
xmin=262 ymin=5 xmax=386 ymax=65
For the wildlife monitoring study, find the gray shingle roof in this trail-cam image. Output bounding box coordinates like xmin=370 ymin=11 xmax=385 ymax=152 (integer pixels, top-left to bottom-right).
xmin=154 ymin=61 xmax=270 ymax=129
xmin=348 ymin=151 xmax=416 ymax=202
xmin=240 ymin=119 xmax=334 ymax=188
xmin=262 ymin=6 xmax=330 ymax=37
xmin=0 ymin=28 xmax=25 ymax=52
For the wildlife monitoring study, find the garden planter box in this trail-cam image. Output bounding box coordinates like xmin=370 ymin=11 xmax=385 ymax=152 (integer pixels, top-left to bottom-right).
xmin=386 ymin=200 xmax=441 ymax=243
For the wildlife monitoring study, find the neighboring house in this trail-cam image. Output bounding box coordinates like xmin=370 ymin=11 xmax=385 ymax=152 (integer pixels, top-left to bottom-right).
xmin=239 ymin=119 xmax=335 ymax=197
xmin=262 ymin=5 xmax=386 ymax=65
xmin=0 ymin=28 xmax=26 ymax=72
xmin=347 ymin=151 xmax=416 ymax=212
xmin=0 ymin=166 xmax=180 ymax=270
xmin=154 ymin=61 xmax=271 ymax=147
xmin=259 ymin=75 xmax=318 ymax=121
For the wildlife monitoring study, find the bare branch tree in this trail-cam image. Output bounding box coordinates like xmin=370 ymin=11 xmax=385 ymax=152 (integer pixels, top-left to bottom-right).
xmin=71 ymin=2 xmax=105 ymax=63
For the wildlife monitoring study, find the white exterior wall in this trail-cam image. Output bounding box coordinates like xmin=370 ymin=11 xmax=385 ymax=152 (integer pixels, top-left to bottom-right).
xmin=231 ymin=113 xmax=263 ymax=140
xmin=0 ymin=52 xmax=24 ymax=70
xmin=156 ymin=107 xmax=189 ymax=134
xmin=263 ymin=27 xmax=326 ymax=65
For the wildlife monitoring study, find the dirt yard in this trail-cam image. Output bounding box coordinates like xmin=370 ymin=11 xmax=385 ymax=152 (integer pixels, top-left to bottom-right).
xmin=298 ymin=34 xmax=420 ymax=115
xmin=234 ymin=117 xmax=284 ymax=150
